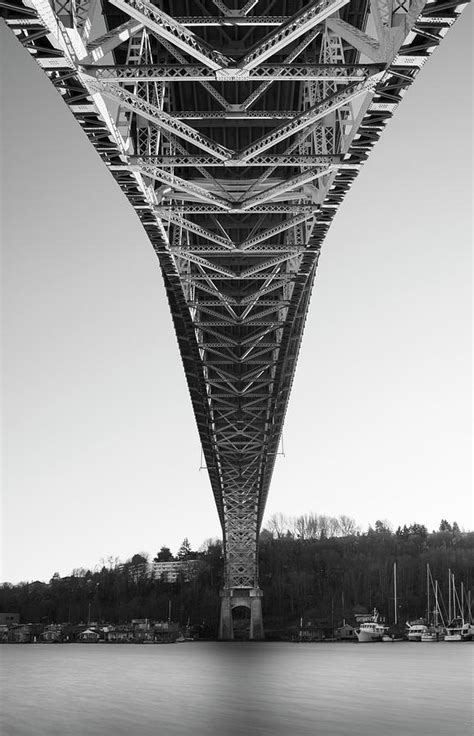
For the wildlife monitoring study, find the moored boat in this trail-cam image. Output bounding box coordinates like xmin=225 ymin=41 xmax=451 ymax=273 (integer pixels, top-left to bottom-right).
xmin=445 ymin=573 xmax=472 ymax=641
xmin=420 ymin=570 xmax=446 ymax=642
xmin=406 ymin=622 xmax=429 ymax=642
xmin=381 ymin=563 xmax=405 ymax=641
xmin=421 ymin=628 xmax=445 ymax=642
xmin=409 ymin=565 xmax=448 ymax=642
xmin=444 ymin=618 xmax=472 ymax=642
xmin=356 ymin=609 xmax=389 ymax=642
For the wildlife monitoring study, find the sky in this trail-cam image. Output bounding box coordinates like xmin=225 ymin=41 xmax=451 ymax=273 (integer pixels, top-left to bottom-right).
xmin=1 ymin=11 xmax=472 ymax=584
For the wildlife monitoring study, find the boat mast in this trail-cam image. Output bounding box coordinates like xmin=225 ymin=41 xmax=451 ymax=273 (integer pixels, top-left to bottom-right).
xmin=448 ymin=568 xmax=452 ymax=622
xmin=426 ymin=564 xmax=430 ymax=625
xmin=452 ymin=572 xmax=457 ymax=619
xmin=461 ymin=581 xmax=465 ymax=623
xmin=434 ymin=580 xmax=439 ymax=628
xmin=394 ymin=561 xmax=398 ymax=626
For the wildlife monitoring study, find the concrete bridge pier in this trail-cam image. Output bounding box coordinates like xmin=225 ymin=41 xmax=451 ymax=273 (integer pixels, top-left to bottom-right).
xmin=218 ymin=588 xmax=264 ymax=640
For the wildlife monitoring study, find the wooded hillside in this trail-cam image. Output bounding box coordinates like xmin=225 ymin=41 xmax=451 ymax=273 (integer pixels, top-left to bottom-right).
xmin=1 ymin=520 xmax=472 ymax=637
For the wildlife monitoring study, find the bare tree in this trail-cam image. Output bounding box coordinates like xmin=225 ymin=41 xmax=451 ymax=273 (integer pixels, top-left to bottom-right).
xmin=293 ymin=514 xmax=308 ymax=540
xmin=319 ymin=515 xmax=330 ymax=539
xmin=327 ymin=516 xmax=341 ymax=538
xmin=266 ymin=512 xmax=289 ymax=539
xmin=306 ymin=513 xmax=320 ymax=539
xmin=198 ymin=537 xmax=222 ymax=553
xmin=338 ymin=515 xmax=359 ymax=536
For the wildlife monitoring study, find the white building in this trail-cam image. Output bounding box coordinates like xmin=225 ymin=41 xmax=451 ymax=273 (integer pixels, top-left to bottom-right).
xmin=150 ymin=559 xmax=203 ymax=583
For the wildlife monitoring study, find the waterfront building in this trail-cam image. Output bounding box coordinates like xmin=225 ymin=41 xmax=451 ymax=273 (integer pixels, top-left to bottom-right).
xmin=40 ymin=625 xmax=63 ymax=642
xmin=79 ymin=628 xmax=100 ymax=642
xmin=335 ymin=623 xmax=357 ymax=641
xmin=0 ymin=613 xmax=20 ymax=626
xmin=8 ymin=624 xmax=33 ymax=643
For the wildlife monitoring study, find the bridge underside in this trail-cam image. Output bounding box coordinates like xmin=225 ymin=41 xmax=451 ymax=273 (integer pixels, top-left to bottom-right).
xmin=2 ymin=0 xmax=467 ymax=639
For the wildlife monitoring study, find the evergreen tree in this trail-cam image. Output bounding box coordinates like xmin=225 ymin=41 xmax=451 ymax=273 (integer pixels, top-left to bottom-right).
xmin=439 ymin=519 xmax=452 ymax=532
xmin=177 ymin=538 xmax=192 ymax=560
xmin=154 ymin=546 xmax=173 ymax=562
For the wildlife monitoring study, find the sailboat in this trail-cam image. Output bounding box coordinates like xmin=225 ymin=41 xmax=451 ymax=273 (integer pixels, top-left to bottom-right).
xmin=467 ymin=590 xmax=474 ymax=638
xmin=421 ymin=565 xmax=445 ymax=642
xmin=406 ymin=564 xmax=432 ymax=641
xmin=445 ymin=573 xmax=472 ymax=642
xmin=382 ymin=562 xmax=405 ymax=641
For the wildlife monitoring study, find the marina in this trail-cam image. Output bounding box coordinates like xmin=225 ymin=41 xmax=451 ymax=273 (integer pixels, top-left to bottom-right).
xmin=2 ymin=558 xmax=472 ymax=646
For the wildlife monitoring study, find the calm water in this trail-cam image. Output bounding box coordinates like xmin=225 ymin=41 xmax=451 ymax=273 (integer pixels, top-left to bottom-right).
xmin=1 ymin=642 xmax=473 ymax=736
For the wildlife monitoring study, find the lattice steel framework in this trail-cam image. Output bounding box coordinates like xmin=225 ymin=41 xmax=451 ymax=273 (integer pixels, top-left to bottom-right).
xmin=2 ymin=0 xmax=468 ymax=634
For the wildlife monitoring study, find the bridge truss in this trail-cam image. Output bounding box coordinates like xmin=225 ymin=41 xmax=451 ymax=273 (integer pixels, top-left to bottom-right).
xmin=1 ymin=0 xmax=468 ymax=637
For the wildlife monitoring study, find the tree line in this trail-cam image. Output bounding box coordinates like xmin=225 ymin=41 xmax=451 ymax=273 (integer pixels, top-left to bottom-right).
xmin=1 ymin=519 xmax=472 ymax=637
xmin=259 ymin=518 xmax=473 ymax=632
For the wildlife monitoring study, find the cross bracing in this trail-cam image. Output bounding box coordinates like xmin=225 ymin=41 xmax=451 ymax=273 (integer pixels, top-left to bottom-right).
xmin=85 ymin=62 xmax=383 ymax=82
xmin=2 ymin=0 xmax=468 ymax=610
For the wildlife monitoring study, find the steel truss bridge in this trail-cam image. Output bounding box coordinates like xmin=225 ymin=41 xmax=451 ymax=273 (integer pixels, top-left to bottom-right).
xmin=1 ymin=0 xmax=468 ymax=638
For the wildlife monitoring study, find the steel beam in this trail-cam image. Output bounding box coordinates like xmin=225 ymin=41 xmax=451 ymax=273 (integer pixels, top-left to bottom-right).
xmin=237 ymin=79 xmax=375 ymax=162
xmin=109 ymin=0 xmax=233 ymax=70
xmin=172 ymin=16 xmax=290 ymax=27
xmin=238 ymin=0 xmax=351 ymax=70
xmin=128 ymin=154 xmax=341 ymax=168
xmin=153 ymin=34 xmax=230 ymax=111
xmin=326 ymin=17 xmax=385 ymax=61
xmin=153 ymin=204 xmax=315 ymax=215
xmin=82 ymin=19 xmax=143 ymax=63
xmin=159 ymin=211 xmax=235 ymax=249
xmin=241 ymin=25 xmax=322 ymax=111
xmin=136 ymin=162 xmax=232 ymax=208
xmin=240 ymin=167 xmax=337 ymax=209
xmin=86 ymin=78 xmax=233 ymax=160
xmin=84 ymin=63 xmax=382 ymax=82
xmin=239 ymin=214 xmax=314 ymax=250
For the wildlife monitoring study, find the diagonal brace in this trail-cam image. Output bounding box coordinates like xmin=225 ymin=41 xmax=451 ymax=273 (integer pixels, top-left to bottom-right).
xmin=109 ymin=0 xmax=234 ymax=70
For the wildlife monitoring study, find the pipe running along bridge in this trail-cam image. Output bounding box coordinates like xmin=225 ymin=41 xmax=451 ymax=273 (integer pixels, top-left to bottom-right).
xmin=2 ymin=0 xmax=468 ymax=638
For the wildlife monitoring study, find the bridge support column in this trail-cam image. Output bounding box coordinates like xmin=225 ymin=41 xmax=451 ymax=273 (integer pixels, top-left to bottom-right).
xmin=249 ymin=591 xmax=264 ymax=641
xmin=218 ymin=588 xmax=264 ymax=641
xmin=218 ymin=591 xmax=233 ymax=640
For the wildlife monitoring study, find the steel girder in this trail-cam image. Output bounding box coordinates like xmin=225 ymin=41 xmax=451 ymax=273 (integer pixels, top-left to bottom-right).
xmin=84 ymin=62 xmax=383 ymax=82
xmin=2 ymin=0 xmax=469 ymax=595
